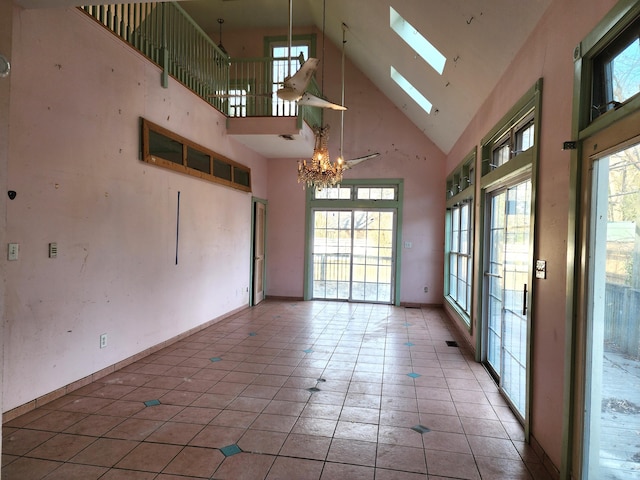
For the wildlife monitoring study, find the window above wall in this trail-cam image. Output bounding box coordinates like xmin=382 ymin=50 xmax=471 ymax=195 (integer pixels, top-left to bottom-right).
xmin=591 ymin=14 xmax=640 ymax=121
xmin=141 ymin=118 xmax=251 ymax=192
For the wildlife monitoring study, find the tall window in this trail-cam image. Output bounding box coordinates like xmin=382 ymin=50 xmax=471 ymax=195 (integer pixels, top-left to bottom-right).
xmin=448 ymin=201 xmax=472 ymax=313
xmin=445 ymin=150 xmax=475 ymax=325
xmin=266 ymin=35 xmax=315 ymax=116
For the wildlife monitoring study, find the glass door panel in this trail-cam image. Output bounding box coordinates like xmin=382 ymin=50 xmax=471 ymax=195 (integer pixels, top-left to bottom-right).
xmin=485 ymin=179 xmax=531 ymax=418
xmin=584 ymin=141 xmax=640 ymax=480
xmin=312 ymin=209 xmax=395 ymax=303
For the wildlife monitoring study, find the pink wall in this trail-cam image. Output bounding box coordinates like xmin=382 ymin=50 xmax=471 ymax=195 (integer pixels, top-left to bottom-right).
xmin=1 ymin=0 xmax=13 ymax=449
xmin=443 ymin=0 xmax=617 ymax=469
xmin=258 ymin=27 xmax=447 ymax=303
xmin=4 ymin=7 xmax=268 ymax=411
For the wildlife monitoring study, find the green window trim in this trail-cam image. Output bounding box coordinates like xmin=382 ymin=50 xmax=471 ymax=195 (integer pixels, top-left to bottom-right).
xmin=564 ymin=2 xmax=640 ymax=478
xmin=303 ymin=179 xmax=404 ymax=306
xmin=445 ymin=148 xmax=476 ymax=330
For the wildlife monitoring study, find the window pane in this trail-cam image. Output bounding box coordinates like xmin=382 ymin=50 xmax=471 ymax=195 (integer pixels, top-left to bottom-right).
xmin=357 ymin=187 xmax=397 ymax=200
xmin=213 ymin=158 xmax=232 ymax=180
xmin=187 ymin=146 xmax=210 ymax=173
xmin=314 ymin=186 xmax=351 ymax=199
xmin=592 ymin=16 xmax=640 ymax=119
xmin=149 ymin=129 xmax=183 ymax=165
xmin=493 ymin=142 xmax=510 ymax=168
xmin=233 ymin=166 xmax=250 ymax=187
xmin=516 ymin=123 xmax=535 ymax=153
xmin=610 ymin=38 xmax=640 ymax=103
xmin=460 ymin=204 xmax=469 ymax=254
xmin=451 ymin=207 xmax=460 ymax=252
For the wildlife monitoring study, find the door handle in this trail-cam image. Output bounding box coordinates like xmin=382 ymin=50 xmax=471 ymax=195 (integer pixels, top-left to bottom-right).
xmin=522 ymin=283 xmax=528 ymax=316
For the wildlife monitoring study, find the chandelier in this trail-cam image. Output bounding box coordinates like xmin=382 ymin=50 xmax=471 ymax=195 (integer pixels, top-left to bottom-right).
xmin=297 ymin=125 xmax=344 ymax=190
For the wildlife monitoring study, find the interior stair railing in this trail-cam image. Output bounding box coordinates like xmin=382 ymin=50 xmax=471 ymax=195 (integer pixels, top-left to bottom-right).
xmin=80 ymin=2 xmax=322 ymax=128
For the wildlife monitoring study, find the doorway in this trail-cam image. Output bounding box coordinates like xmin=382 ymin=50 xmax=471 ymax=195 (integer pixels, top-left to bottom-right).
xmin=311 ymin=209 xmax=396 ymax=303
xmin=252 ymin=199 xmax=266 ymax=306
xmin=581 ymin=138 xmax=640 ymax=480
xmin=484 ymin=178 xmax=532 ymax=418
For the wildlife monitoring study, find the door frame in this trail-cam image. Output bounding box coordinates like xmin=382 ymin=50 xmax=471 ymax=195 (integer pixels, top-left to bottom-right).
xmin=481 ymin=173 xmax=533 ymax=424
xmin=563 ymin=2 xmax=640 ymax=477
xmin=250 ymin=197 xmax=267 ymax=306
xmin=303 ymin=179 xmax=404 ymax=306
xmin=475 ymin=80 xmax=542 ymax=441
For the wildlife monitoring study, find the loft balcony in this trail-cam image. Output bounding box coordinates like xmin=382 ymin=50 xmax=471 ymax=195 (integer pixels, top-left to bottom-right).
xmin=81 ymin=2 xmax=322 ymax=158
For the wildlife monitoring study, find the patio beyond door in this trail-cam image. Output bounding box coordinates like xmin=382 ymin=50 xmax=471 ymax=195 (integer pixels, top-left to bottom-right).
xmin=311 ymin=209 xmax=396 ymax=304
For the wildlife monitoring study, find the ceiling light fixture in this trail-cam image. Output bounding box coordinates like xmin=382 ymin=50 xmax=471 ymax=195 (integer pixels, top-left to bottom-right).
xmin=297 ymin=125 xmax=344 ymax=190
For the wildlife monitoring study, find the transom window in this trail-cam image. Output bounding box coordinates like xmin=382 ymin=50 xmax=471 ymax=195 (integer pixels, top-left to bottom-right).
xmin=142 ymin=118 xmax=251 ymax=192
xmin=488 ymin=113 xmax=535 ymax=172
xmin=592 ymin=14 xmax=640 ymax=121
xmin=313 ymin=185 xmax=398 ymax=201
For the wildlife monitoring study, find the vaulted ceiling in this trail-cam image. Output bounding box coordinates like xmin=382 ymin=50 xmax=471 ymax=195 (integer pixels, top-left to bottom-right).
xmin=180 ymin=0 xmax=553 ymax=153
xmin=13 ymin=0 xmax=553 ymax=154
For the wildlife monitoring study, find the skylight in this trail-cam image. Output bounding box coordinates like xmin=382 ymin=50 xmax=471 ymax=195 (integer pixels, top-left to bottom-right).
xmin=390 ymin=6 xmax=446 ymax=75
xmin=390 ymin=66 xmax=433 ymax=114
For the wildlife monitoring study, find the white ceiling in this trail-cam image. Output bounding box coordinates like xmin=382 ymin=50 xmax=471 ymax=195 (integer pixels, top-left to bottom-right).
xmin=13 ymin=0 xmax=553 ymax=154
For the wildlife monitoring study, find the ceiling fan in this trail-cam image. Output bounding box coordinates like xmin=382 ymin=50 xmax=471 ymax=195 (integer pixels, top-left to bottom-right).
xmin=276 ymin=0 xmax=346 ymax=111
xmin=337 ymin=23 xmax=379 ymax=168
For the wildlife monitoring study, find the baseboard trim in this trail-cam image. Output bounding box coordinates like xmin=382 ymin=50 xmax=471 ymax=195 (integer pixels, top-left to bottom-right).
xmin=2 ymin=304 xmax=249 ymax=424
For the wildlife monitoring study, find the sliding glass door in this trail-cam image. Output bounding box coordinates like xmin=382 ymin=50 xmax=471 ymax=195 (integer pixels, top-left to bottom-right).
xmin=582 ymin=140 xmax=640 ymax=480
xmin=311 ymin=209 xmax=396 ymax=303
xmin=485 ymin=178 xmax=532 ymax=418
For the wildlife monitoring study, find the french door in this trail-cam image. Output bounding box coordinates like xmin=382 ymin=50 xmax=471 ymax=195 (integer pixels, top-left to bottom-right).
xmin=580 ymin=136 xmax=640 ymax=480
xmin=311 ymin=209 xmax=396 ymax=304
xmin=252 ymin=200 xmax=266 ymax=305
xmin=484 ymin=178 xmax=532 ymax=418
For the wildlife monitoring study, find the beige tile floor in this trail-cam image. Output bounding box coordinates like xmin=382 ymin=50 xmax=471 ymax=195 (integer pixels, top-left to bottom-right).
xmin=2 ymin=300 xmax=553 ymax=479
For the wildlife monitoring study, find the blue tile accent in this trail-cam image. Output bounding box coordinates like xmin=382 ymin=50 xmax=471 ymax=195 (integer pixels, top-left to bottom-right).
xmin=407 ymin=372 xmax=421 ymax=379
xmin=411 ymin=424 xmax=431 ymax=434
xmin=249 ymin=332 xmax=257 ymax=337
xmin=210 ymin=357 xmax=222 ymax=362
xmin=303 ymin=348 xmax=313 ymax=354
xmin=307 ymin=387 xmax=320 ymax=393
xmin=144 ymin=399 xmax=161 ymax=407
xmin=403 ymin=322 xmax=412 ymax=327
xmin=404 ymin=342 xmax=415 ymax=347
xmin=220 ymin=444 xmax=242 ymax=457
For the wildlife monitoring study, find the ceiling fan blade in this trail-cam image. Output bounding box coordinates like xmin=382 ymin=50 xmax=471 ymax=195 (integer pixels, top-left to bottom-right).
xmin=277 ymin=58 xmax=319 ymax=101
xmin=344 ymin=153 xmax=380 ymax=169
xmin=298 ymin=92 xmax=347 ymax=111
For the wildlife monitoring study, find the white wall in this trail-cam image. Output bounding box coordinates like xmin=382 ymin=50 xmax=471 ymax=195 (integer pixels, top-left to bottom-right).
xmin=4 ymin=7 xmax=268 ymax=411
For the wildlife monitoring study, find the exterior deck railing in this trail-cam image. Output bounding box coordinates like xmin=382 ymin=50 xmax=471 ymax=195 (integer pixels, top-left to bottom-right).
xmin=80 ymin=2 xmax=322 ymax=128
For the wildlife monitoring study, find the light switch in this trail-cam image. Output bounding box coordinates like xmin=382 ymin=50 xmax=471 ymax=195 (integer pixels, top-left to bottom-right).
xmin=404 ymin=241 xmax=412 ymax=249
xmin=8 ymin=243 xmax=19 ymax=261
xmin=535 ymin=260 xmax=546 ymax=279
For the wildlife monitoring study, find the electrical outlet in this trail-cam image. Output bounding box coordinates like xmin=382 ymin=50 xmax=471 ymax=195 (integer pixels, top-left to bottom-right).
xmin=8 ymin=243 xmax=19 ymax=261
xmin=100 ymin=333 xmax=108 ymax=349
xmin=424 ymin=286 xmax=429 ymax=293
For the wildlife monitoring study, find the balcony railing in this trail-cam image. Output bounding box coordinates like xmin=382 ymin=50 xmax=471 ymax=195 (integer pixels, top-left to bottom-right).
xmin=80 ymin=2 xmax=322 ymax=128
